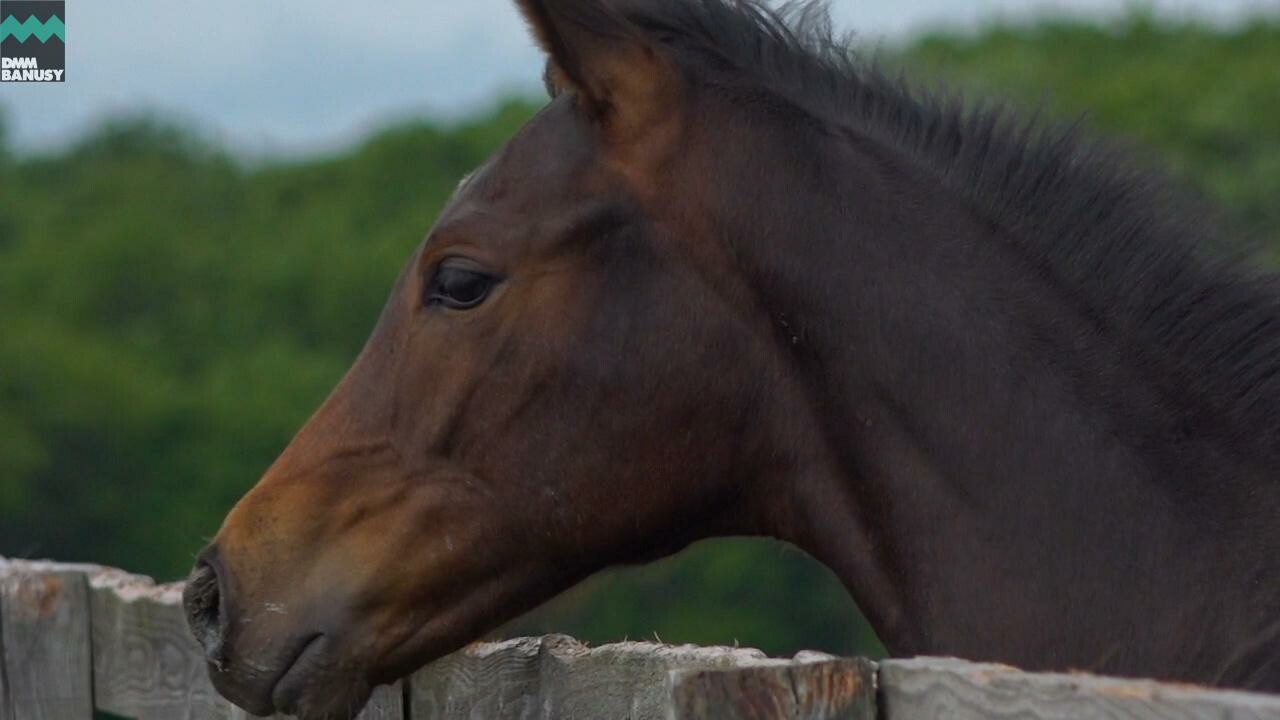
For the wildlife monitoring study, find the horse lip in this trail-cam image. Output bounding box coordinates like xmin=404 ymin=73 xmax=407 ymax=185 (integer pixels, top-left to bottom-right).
xmin=269 ymin=633 xmax=326 ymax=715
xmin=209 ymin=632 xmax=323 ymax=717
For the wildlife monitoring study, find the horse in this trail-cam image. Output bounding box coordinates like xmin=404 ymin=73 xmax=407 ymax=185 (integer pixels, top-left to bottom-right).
xmin=182 ymin=1 xmax=1280 ymax=717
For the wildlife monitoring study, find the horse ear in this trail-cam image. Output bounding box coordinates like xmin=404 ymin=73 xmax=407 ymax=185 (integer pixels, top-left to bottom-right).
xmin=516 ymin=0 xmax=679 ymax=144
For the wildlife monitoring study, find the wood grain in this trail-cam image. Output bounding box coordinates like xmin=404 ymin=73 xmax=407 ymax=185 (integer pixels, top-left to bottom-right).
xmin=1 ymin=591 xmax=5 ymax=720
xmin=536 ymin=636 xmax=781 ymax=718
xmin=880 ymin=657 xmax=1280 ymax=719
xmin=356 ymin=685 xmax=405 ymax=720
xmin=410 ymin=636 xmax=544 ymax=719
xmin=88 ymin=565 xmax=403 ymax=720
xmin=0 ymin=559 xmax=403 ymax=720
xmin=408 ymin=634 xmax=827 ymax=720
xmin=11 ymin=557 xmax=1280 ymax=720
xmin=0 ymin=559 xmax=94 ymax=720
xmin=88 ymin=565 xmax=235 ymax=720
xmin=669 ymin=655 xmax=877 ymax=720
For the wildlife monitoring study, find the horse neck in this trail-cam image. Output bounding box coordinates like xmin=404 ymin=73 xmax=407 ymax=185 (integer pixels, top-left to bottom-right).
xmin=709 ymin=126 xmax=1280 ymax=688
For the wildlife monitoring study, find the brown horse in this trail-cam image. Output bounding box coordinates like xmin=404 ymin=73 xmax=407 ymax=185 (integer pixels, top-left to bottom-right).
xmin=184 ymin=1 xmax=1280 ymax=717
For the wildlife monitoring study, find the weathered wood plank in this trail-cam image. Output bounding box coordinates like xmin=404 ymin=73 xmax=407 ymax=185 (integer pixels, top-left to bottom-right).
xmin=0 ymin=559 xmax=234 ymax=720
xmin=409 ymin=634 xmax=830 ymax=720
xmin=880 ymin=657 xmax=1280 ymax=720
xmin=13 ymin=557 xmax=1280 ymax=720
xmin=668 ymin=655 xmax=877 ymax=720
xmin=0 ymin=559 xmax=94 ymax=720
xmin=537 ymin=636 xmax=784 ymax=718
xmin=1 ymin=592 xmax=5 ymax=720
xmin=410 ymin=637 xmax=543 ymax=719
xmin=88 ymin=565 xmax=403 ymax=720
xmin=89 ymin=565 xmax=233 ymax=720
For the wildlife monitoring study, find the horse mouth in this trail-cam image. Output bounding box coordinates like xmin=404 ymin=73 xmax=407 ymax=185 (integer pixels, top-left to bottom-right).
xmin=208 ymin=632 xmax=349 ymax=719
xmin=269 ymin=633 xmax=326 ymax=715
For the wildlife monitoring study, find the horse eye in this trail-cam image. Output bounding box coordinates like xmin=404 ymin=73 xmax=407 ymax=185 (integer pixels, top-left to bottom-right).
xmin=425 ymin=262 xmax=498 ymax=310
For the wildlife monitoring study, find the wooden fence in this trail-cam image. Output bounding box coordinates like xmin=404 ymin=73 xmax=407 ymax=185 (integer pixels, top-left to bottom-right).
xmin=3 ymin=557 xmax=1280 ymax=720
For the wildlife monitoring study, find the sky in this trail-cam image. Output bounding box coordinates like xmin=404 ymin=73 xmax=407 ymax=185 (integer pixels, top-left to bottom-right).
xmin=0 ymin=0 xmax=1276 ymax=155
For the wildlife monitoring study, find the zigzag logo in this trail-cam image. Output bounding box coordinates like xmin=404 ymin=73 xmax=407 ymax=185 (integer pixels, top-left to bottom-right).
xmin=0 ymin=14 xmax=64 ymax=43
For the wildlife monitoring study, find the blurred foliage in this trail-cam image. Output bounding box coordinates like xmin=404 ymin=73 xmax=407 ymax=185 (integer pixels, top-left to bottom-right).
xmin=906 ymin=14 xmax=1280 ymax=239
xmin=1 ymin=15 xmax=1278 ymax=659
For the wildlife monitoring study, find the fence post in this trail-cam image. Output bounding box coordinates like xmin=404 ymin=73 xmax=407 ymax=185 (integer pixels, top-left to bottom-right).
xmin=667 ymin=656 xmax=877 ymax=720
xmin=11 ymin=556 xmax=1280 ymax=720
xmin=878 ymin=657 xmax=1280 ymax=719
xmin=408 ymin=636 xmax=875 ymax=720
xmin=88 ymin=566 xmax=233 ymax=720
xmin=0 ymin=560 xmax=94 ymax=720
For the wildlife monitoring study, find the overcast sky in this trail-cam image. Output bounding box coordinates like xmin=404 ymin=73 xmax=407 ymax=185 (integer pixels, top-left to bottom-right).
xmin=1 ymin=0 xmax=1275 ymax=154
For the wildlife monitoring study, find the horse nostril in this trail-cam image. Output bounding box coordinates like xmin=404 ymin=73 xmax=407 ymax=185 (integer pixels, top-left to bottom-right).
xmin=183 ymin=558 xmax=228 ymax=668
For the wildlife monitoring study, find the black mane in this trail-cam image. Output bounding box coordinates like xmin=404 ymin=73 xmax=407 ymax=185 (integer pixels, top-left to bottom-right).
xmin=617 ymin=0 xmax=1280 ymax=448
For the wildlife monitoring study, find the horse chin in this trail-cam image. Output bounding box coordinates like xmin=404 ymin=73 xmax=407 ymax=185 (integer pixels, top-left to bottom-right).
xmin=274 ymin=640 xmax=372 ymax=720
xmin=275 ymin=675 xmax=373 ymax=720
xmin=207 ymin=632 xmax=374 ymax=720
